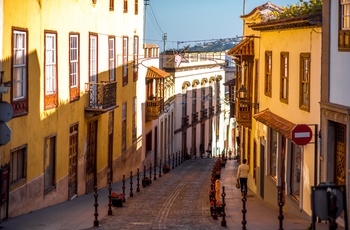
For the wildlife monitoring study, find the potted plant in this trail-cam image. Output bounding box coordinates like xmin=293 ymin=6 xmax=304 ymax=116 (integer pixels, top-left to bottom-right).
xmin=111 ymin=192 xmax=124 ymax=207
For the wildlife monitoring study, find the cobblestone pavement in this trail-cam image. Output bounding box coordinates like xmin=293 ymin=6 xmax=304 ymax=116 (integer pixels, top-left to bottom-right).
xmin=92 ymin=158 xmax=220 ymax=230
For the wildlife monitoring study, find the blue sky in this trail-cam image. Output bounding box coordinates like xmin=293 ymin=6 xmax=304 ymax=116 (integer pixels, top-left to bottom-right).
xmin=146 ymin=0 xmax=300 ymax=50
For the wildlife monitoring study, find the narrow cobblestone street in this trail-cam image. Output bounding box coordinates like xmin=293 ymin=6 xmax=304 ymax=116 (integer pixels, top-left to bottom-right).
xmin=94 ymin=158 xmax=219 ymax=230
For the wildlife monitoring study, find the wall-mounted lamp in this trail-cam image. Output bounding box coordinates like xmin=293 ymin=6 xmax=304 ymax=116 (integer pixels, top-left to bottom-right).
xmin=237 ymin=85 xmax=259 ymax=109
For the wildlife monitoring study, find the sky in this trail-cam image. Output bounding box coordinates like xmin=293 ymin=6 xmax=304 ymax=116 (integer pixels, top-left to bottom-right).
xmin=145 ymin=0 xmax=300 ymax=51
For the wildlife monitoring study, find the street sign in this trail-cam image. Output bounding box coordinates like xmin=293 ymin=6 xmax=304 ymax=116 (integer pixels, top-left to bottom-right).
xmin=292 ymin=124 xmax=312 ymax=145
xmin=0 ymin=102 xmax=13 ymax=122
xmin=0 ymin=123 xmax=11 ymax=146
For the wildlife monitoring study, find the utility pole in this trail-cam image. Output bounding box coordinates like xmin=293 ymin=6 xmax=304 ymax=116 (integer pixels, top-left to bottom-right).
xmin=143 ymin=0 xmax=150 ymax=45
xmin=163 ymin=33 xmax=167 ymax=53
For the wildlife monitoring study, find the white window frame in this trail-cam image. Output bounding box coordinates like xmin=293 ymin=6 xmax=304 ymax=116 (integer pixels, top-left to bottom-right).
xmin=13 ymin=30 xmax=27 ymax=100
xmin=70 ymin=35 xmax=78 ymax=88
xmin=109 ymin=37 xmax=115 ymax=81
xmin=45 ymin=33 xmax=57 ymax=95
xmin=342 ymin=0 xmax=350 ymax=30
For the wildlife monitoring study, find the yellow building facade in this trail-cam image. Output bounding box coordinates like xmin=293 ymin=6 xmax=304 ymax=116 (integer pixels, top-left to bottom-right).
xmin=0 ymin=0 xmax=145 ymax=218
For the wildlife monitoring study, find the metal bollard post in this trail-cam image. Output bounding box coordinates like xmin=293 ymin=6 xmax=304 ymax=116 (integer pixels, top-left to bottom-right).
xmin=143 ymin=165 xmax=146 ymax=180
xmin=154 ymin=163 xmax=157 ymax=181
xmin=159 ymin=159 xmax=162 ymax=177
xmin=122 ymin=175 xmax=126 ymax=203
xmin=278 ymin=186 xmax=284 ymax=230
xmin=149 ymin=163 xmax=152 ymax=184
xmin=108 ymin=181 xmax=113 ymax=216
xmin=175 ymin=152 xmax=178 ymax=167
xmin=172 ymin=153 xmax=175 ymax=169
xmin=168 ymin=155 xmax=171 ymax=172
xmin=221 ymin=186 xmax=227 ymax=227
xmin=241 ymin=189 xmax=247 ymax=230
xmin=130 ymin=171 xmax=133 ymax=197
xmin=93 ymin=186 xmax=99 ymax=227
xmin=136 ymin=168 xmax=140 ymax=192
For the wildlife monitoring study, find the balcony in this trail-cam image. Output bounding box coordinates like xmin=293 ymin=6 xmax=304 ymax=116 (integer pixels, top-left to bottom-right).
xmin=200 ymin=108 xmax=208 ymax=120
xmin=216 ymin=104 xmax=221 ymax=115
xmin=182 ymin=115 xmax=190 ymax=129
xmin=146 ymin=98 xmax=164 ymax=122
xmin=192 ymin=112 xmax=199 ymax=124
xmin=209 ymin=106 xmax=215 ymax=117
xmin=85 ymin=81 xmax=117 ymax=117
xmin=235 ymin=98 xmax=252 ymax=128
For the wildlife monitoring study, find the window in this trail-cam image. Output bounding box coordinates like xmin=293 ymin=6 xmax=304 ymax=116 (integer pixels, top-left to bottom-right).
xmin=299 ymin=53 xmax=310 ymax=111
xmin=122 ymin=36 xmax=128 ymax=86
xmin=265 ymin=51 xmax=272 ymax=97
xmin=135 ymin=0 xmax=138 ymax=15
xmin=12 ymin=29 xmax=28 ymax=115
xmin=269 ymin=128 xmax=277 ymax=179
xmin=109 ymin=37 xmax=115 ymax=81
xmin=124 ymin=0 xmax=128 ymax=13
xmin=109 ymin=0 xmax=114 ymax=11
xmin=44 ymin=135 xmax=56 ymax=193
xmin=122 ymin=102 xmax=127 ymax=151
xmin=290 ymin=142 xmax=301 ymax=200
xmin=132 ymin=97 xmax=137 ymax=143
xmin=69 ymin=34 xmax=80 ymax=101
xmin=11 ymin=146 xmax=27 ymax=185
xmin=89 ymin=34 xmax=98 ymax=83
xmin=146 ymin=131 xmax=152 ymax=156
xmin=339 ymin=1 xmax=350 ymax=50
xmin=280 ymin=52 xmax=289 ymax=103
xmin=44 ymin=31 xmax=58 ymax=110
xmin=133 ymin=36 xmax=139 ymax=82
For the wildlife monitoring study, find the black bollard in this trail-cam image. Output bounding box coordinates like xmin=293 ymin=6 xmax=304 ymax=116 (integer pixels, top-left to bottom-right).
xmin=93 ymin=186 xmax=99 ymax=227
xmin=149 ymin=163 xmax=152 ymax=184
xmin=154 ymin=163 xmax=157 ymax=180
xmin=130 ymin=171 xmax=133 ymax=197
xmin=221 ymin=186 xmax=227 ymax=227
xmin=241 ymin=189 xmax=247 ymax=230
xmin=108 ymin=181 xmax=112 ymax=216
xmin=122 ymin=175 xmax=126 ymax=203
xmin=172 ymin=153 xmax=175 ymax=169
xmin=136 ymin=168 xmax=140 ymax=192
xmin=159 ymin=159 xmax=162 ymax=177
xmin=143 ymin=165 xmax=146 ymax=179
xmin=175 ymin=152 xmax=178 ymax=167
xmin=168 ymin=155 xmax=171 ymax=172
xmin=278 ymin=186 xmax=284 ymax=230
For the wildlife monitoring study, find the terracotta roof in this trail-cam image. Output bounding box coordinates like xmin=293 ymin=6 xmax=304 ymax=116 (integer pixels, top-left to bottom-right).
xmin=223 ymin=78 xmax=235 ymax=86
xmin=253 ymin=109 xmax=295 ymax=139
xmin=249 ymin=13 xmax=322 ymax=31
xmin=241 ymin=2 xmax=283 ymax=19
xmin=227 ymin=37 xmax=254 ymax=56
xmin=146 ymin=66 xmax=170 ymax=79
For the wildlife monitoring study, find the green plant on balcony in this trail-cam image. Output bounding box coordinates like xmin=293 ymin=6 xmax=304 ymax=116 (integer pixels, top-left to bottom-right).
xmin=269 ymin=0 xmax=322 ymax=20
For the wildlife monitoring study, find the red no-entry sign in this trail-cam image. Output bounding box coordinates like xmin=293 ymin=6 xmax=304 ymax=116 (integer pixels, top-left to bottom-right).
xmin=292 ymin=124 xmax=312 ymax=145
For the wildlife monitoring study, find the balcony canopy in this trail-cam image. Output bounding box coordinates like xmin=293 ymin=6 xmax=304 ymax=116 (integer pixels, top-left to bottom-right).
xmin=146 ymin=66 xmax=170 ymax=79
xmin=227 ymin=37 xmax=254 ymax=58
xmin=253 ymin=109 xmax=295 ymax=139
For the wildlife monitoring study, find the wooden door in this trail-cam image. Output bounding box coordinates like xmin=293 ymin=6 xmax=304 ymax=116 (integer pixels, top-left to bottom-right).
xmin=86 ymin=120 xmax=97 ymax=193
xmin=68 ymin=124 xmax=78 ymax=199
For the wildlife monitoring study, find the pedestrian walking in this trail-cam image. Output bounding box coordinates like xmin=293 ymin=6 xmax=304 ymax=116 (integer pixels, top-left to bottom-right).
xmin=237 ymin=159 xmax=249 ymax=195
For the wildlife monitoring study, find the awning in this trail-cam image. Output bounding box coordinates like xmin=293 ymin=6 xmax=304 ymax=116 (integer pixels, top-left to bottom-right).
xmin=227 ymin=37 xmax=254 ymax=56
xmin=146 ymin=66 xmax=170 ymax=79
xmin=253 ymin=109 xmax=295 ymax=139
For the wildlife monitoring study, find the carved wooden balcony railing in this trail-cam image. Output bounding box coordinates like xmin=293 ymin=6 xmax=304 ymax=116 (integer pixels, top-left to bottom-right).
xmin=200 ymin=108 xmax=208 ymax=121
xmin=192 ymin=112 xmax=199 ymax=124
xmin=209 ymin=106 xmax=215 ymax=117
xmin=182 ymin=115 xmax=190 ymax=129
xmin=146 ymin=98 xmax=164 ymax=122
xmin=235 ymin=98 xmax=252 ymax=128
xmin=85 ymin=81 xmax=117 ymax=116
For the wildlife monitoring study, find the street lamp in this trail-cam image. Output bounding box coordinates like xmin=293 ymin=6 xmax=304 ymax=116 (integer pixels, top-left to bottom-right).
xmin=237 ymin=85 xmax=259 ymax=109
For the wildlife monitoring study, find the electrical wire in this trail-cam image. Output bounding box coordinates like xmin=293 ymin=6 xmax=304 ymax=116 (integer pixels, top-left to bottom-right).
xmin=147 ymin=4 xmax=165 ymax=37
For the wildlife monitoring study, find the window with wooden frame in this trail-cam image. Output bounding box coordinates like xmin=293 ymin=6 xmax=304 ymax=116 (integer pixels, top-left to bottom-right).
xmin=290 ymin=142 xmax=301 ymax=200
xmin=133 ymin=36 xmax=139 ymax=82
xmin=299 ymin=53 xmax=310 ymax=112
xmin=124 ymin=0 xmax=128 ymax=13
xmin=11 ymin=145 xmax=27 ymax=187
xmin=132 ymin=97 xmax=137 ymax=143
xmin=122 ymin=36 xmax=128 ymax=86
xmin=12 ymin=28 xmax=28 ymax=116
xmin=44 ymin=135 xmax=56 ymax=193
xmin=69 ymin=33 xmax=80 ymax=102
xmin=109 ymin=36 xmax=116 ymax=81
xmin=122 ymin=102 xmax=127 ymax=151
xmin=89 ymin=34 xmax=98 ymax=84
xmin=44 ymin=31 xmax=58 ymax=110
xmin=339 ymin=0 xmax=350 ymax=51
xmin=264 ymin=51 xmax=272 ymax=97
xmin=280 ymin=52 xmax=289 ymax=103
xmin=109 ymin=0 xmax=114 ymax=11
xmin=269 ymin=128 xmax=277 ymax=179
xmin=135 ymin=0 xmax=138 ymax=15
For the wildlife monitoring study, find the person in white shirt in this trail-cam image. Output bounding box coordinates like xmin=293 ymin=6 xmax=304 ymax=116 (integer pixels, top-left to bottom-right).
xmin=237 ymin=159 xmax=249 ymax=195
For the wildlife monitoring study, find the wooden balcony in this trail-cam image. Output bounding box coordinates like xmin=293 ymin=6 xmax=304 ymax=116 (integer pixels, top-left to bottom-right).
xmin=146 ymin=98 xmax=164 ymax=122
xmin=209 ymin=106 xmax=215 ymax=117
xmin=182 ymin=115 xmax=190 ymax=129
xmin=235 ymin=98 xmax=252 ymax=128
xmin=85 ymin=81 xmax=117 ymax=117
xmin=200 ymin=108 xmax=208 ymax=121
